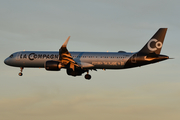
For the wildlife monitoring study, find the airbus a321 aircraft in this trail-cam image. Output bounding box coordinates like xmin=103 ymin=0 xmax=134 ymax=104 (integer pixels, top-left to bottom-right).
xmin=4 ymin=28 xmax=169 ymax=80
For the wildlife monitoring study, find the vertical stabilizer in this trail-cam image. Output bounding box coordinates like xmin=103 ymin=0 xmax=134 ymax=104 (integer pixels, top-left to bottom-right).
xmin=138 ymin=28 xmax=167 ymax=55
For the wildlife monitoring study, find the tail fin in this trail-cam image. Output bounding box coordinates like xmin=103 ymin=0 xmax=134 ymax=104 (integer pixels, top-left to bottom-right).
xmin=138 ymin=28 xmax=167 ymax=55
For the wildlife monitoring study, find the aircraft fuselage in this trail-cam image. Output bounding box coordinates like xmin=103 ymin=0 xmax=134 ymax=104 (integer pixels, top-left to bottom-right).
xmin=5 ymin=51 xmax=134 ymax=69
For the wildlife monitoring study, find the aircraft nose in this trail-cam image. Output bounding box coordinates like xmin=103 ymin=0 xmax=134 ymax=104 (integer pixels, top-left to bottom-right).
xmin=4 ymin=58 xmax=9 ymax=65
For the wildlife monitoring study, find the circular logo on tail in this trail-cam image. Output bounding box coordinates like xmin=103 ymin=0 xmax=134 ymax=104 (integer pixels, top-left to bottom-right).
xmin=147 ymin=39 xmax=162 ymax=51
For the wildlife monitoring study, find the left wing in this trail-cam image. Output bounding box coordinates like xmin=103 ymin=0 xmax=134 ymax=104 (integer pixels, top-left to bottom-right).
xmin=59 ymin=36 xmax=79 ymax=70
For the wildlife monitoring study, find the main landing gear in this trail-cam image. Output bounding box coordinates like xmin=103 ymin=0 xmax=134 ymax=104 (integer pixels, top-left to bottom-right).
xmin=18 ymin=67 xmax=24 ymax=76
xmin=84 ymin=71 xmax=91 ymax=80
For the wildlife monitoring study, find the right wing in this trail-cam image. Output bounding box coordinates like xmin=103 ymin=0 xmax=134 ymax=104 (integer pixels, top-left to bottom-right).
xmin=76 ymin=61 xmax=94 ymax=69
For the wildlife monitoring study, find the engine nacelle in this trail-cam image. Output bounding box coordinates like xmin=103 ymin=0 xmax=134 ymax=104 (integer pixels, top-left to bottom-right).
xmin=45 ymin=61 xmax=62 ymax=71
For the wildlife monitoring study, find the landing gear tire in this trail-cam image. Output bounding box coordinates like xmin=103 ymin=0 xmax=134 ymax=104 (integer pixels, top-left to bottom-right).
xmin=18 ymin=72 xmax=23 ymax=76
xmin=85 ymin=74 xmax=91 ymax=80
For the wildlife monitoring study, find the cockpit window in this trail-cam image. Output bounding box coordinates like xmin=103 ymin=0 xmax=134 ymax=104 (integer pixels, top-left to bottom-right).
xmin=9 ymin=54 xmax=13 ymax=58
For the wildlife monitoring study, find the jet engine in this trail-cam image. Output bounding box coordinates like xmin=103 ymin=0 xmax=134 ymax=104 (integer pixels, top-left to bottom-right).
xmin=45 ymin=61 xmax=62 ymax=71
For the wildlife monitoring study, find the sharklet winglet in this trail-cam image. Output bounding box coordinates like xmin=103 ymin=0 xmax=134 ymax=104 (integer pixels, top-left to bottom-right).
xmin=62 ymin=36 xmax=70 ymax=47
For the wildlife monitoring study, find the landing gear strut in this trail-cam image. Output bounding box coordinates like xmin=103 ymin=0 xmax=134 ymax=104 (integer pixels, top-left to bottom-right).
xmin=84 ymin=71 xmax=91 ymax=80
xmin=18 ymin=67 xmax=24 ymax=76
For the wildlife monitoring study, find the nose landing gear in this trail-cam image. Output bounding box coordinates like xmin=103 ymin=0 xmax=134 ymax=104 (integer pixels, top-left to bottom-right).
xmin=18 ymin=67 xmax=24 ymax=76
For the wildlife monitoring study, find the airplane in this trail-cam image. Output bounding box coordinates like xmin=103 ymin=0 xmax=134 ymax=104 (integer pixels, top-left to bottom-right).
xmin=4 ymin=28 xmax=170 ymax=80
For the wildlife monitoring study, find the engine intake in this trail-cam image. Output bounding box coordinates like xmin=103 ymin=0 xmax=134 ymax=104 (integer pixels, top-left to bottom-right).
xmin=45 ymin=61 xmax=62 ymax=71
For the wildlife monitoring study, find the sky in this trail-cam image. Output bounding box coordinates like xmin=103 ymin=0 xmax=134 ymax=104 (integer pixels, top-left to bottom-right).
xmin=0 ymin=0 xmax=180 ymax=120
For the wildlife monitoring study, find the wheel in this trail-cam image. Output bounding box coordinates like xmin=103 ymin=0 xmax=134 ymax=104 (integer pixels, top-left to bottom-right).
xmin=85 ymin=74 xmax=91 ymax=80
xmin=18 ymin=72 xmax=23 ymax=76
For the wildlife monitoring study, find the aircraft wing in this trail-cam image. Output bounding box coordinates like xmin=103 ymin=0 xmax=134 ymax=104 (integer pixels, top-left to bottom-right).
xmin=59 ymin=36 xmax=79 ymax=70
xmin=76 ymin=61 xmax=94 ymax=68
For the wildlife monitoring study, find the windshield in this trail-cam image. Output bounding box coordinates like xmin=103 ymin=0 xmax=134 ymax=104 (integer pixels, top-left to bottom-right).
xmin=9 ymin=54 xmax=13 ymax=58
